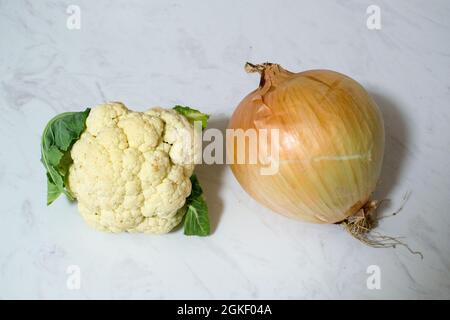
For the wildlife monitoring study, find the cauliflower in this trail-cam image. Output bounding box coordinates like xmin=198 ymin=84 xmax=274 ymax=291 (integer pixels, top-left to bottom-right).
xmin=67 ymin=102 xmax=197 ymax=234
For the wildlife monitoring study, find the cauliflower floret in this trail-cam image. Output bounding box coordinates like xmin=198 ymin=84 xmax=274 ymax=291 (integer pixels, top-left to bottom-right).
xmin=68 ymin=102 xmax=196 ymax=234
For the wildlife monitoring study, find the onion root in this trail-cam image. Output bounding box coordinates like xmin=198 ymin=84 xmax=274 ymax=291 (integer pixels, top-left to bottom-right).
xmin=339 ymin=193 xmax=423 ymax=259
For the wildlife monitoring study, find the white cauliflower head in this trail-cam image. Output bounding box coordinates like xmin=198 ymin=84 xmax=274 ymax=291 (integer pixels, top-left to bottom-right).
xmin=68 ymin=102 xmax=196 ymax=234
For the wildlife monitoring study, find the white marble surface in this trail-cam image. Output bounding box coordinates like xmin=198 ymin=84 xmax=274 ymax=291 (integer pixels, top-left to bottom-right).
xmin=1 ymin=0 xmax=450 ymax=299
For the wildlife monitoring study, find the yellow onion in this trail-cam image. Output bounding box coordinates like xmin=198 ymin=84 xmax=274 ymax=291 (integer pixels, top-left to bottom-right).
xmin=228 ymin=63 xmax=385 ymax=224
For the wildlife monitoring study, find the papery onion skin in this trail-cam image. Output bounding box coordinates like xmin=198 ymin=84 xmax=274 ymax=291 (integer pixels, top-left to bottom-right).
xmin=228 ymin=64 xmax=385 ymax=224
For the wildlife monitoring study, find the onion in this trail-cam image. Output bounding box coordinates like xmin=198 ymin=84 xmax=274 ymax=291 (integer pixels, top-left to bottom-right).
xmin=228 ymin=63 xmax=385 ymax=225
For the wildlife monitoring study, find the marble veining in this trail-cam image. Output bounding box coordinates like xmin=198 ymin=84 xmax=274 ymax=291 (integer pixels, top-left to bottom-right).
xmin=0 ymin=0 xmax=449 ymax=299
